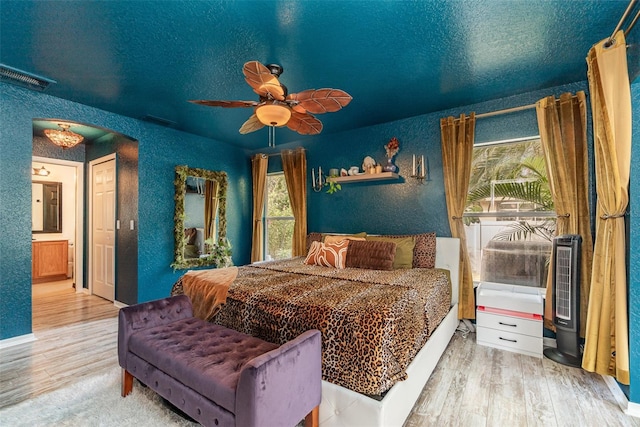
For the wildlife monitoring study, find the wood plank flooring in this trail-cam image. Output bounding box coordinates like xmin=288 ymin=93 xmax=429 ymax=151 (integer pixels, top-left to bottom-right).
xmin=406 ymin=329 xmax=639 ymax=427
xmin=1 ymin=282 xmax=637 ymax=426
xmin=0 ymin=281 xmax=120 ymax=409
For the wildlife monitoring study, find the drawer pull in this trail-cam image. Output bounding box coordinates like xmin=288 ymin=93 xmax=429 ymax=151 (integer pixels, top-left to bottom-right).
xmin=499 ymin=337 xmax=518 ymax=343
xmin=499 ymin=321 xmax=518 ymax=327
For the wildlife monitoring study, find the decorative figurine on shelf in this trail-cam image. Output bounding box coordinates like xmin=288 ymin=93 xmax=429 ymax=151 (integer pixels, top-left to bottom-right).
xmin=362 ymin=156 xmax=376 ymax=172
xmin=383 ymin=137 xmax=399 ymax=172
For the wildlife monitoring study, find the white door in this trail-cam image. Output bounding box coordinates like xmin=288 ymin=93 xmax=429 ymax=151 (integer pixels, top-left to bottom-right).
xmin=91 ymin=158 xmax=116 ymax=301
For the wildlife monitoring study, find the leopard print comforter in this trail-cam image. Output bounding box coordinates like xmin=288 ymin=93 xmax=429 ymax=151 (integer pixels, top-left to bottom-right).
xmin=172 ymin=258 xmax=451 ymax=396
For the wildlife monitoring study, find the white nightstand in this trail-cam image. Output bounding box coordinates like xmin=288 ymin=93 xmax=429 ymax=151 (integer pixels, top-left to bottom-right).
xmin=476 ymin=282 xmax=544 ymax=358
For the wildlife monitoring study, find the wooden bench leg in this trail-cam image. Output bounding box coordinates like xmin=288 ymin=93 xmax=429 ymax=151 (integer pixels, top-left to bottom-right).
xmin=304 ymin=406 xmax=319 ymax=427
xmin=121 ymin=369 xmax=134 ymax=397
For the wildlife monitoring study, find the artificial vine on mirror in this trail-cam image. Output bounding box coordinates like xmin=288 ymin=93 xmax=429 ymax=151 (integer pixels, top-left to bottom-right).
xmin=171 ymin=165 xmax=230 ymax=270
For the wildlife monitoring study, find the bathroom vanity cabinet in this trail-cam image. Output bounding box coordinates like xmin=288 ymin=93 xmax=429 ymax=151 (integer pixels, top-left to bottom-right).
xmin=32 ymin=240 xmax=68 ymax=283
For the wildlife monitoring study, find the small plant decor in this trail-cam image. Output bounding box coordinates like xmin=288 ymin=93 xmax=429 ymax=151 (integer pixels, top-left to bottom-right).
xmin=203 ymin=237 xmax=234 ymax=268
xmin=385 ymin=137 xmax=400 ymax=158
xmin=325 ymin=179 xmax=341 ymax=194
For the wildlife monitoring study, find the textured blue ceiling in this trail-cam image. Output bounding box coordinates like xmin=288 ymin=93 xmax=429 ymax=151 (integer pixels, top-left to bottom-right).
xmin=0 ymin=0 xmax=631 ymax=149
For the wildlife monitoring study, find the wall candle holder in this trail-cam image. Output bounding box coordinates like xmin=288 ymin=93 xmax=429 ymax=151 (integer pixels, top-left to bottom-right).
xmin=411 ymin=154 xmax=430 ymax=182
xmin=311 ymin=166 xmax=325 ymax=192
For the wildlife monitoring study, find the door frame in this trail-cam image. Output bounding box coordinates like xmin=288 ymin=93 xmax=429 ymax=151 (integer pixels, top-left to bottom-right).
xmin=88 ymin=153 xmax=116 ymax=298
xmin=32 ymin=156 xmax=85 ymax=293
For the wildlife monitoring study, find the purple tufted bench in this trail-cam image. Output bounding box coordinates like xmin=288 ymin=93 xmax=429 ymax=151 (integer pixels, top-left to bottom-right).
xmin=118 ymin=295 xmax=322 ymax=427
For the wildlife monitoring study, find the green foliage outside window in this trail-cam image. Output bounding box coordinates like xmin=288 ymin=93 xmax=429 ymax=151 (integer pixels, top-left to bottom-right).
xmin=265 ymin=174 xmax=294 ymax=260
xmin=464 ymin=139 xmax=557 ymax=286
xmin=465 ymin=139 xmax=556 ymax=241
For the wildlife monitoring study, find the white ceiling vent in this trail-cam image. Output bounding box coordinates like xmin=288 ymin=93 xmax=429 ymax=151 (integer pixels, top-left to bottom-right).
xmin=0 ymin=64 xmax=56 ymax=91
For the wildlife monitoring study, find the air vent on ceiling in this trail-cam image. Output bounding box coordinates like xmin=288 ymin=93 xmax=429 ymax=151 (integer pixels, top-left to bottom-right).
xmin=0 ymin=64 xmax=56 ymax=91
xmin=142 ymin=115 xmax=177 ymax=128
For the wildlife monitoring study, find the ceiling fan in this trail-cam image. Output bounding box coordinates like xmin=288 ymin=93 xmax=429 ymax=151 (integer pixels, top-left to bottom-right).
xmin=189 ymin=61 xmax=352 ymax=136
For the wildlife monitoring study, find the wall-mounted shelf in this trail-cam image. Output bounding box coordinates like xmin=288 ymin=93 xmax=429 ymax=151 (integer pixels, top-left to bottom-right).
xmin=328 ymin=172 xmax=399 ymax=184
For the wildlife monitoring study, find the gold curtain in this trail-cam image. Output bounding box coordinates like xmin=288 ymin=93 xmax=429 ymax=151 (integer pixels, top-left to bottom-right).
xmin=281 ymin=148 xmax=308 ymax=257
xmin=251 ymin=154 xmax=268 ymax=263
xmin=535 ymin=92 xmax=593 ymax=337
xmin=204 ymin=179 xmax=220 ymax=243
xmin=440 ymin=113 xmax=476 ymax=319
xmin=582 ymin=31 xmax=631 ymax=384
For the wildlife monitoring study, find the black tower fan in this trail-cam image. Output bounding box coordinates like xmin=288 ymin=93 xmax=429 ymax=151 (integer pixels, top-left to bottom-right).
xmin=543 ymin=234 xmax=583 ymax=367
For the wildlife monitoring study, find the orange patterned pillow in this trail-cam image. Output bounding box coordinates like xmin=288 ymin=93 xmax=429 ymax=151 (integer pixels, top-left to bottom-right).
xmin=304 ymin=240 xmax=350 ymax=269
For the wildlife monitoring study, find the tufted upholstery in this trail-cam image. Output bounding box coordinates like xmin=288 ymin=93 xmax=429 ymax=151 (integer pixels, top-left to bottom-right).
xmin=129 ymin=318 xmax=278 ymax=412
xmin=118 ymin=295 xmax=322 ymax=427
xmin=118 ymin=294 xmax=193 ymax=368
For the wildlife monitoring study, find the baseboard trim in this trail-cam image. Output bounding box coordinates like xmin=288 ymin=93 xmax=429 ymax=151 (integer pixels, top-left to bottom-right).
xmin=626 ymin=402 xmax=640 ymax=418
xmin=0 ymin=333 xmax=36 ymax=349
xmin=113 ymin=300 xmax=128 ymax=309
xmin=602 ymin=374 xmax=637 ymax=417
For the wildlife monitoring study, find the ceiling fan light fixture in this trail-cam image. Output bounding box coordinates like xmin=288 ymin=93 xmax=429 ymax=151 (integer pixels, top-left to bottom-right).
xmin=44 ymin=123 xmax=84 ymax=149
xmin=255 ymin=103 xmax=291 ymax=127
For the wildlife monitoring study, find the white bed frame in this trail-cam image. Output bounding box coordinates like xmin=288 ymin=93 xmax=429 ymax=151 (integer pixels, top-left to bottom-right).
xmin=318 ymin=237 xmax=460 ymax=427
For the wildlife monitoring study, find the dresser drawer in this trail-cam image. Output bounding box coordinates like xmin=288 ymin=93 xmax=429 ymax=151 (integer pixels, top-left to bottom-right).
xmin=477 ymin=326 xmax=542 ymax=358
xmin=476 ymin=311 xmax=542 ymax=338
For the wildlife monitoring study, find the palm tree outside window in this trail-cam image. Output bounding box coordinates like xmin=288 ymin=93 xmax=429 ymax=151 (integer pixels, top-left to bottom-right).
xmin=464 ymin=137 xmax=556 ymax=287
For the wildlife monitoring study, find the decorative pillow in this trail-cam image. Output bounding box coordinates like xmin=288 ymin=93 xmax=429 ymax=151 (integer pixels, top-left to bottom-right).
xmin=323 ymin=235 xmax=366 ymax=245
xmin=304 ymin=240 xmax=350 ymax=269
xmin=413 ymin=232 xmax=437 ymax=268
xmin=387 ymin=232 xmax=437 ymax=268
xmin=306 ymin=232 xmax=323 ymax=253
xmin=321 ymin=232 xmax=367 ymax=242
xmin=345 ymin=240 xmax=397 ymax=270
xmin=366 ymin=236 xmax=415 ymax=269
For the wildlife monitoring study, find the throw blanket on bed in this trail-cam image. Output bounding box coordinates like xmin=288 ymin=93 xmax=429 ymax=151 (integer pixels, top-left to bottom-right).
xmin=176 ymin=267 xmax=238 ymax=321
xmin=171 ymin=258 xmax=450 ymax=396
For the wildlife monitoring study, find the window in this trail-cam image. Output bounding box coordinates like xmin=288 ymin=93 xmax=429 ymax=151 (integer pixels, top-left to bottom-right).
xmin=464 ymin=137 xmax=555 ymax=287
xmin=264 ymin=173 xmax=294 ymax=260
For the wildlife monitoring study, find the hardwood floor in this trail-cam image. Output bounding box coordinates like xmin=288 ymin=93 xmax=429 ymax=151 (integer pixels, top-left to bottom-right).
xmin=1 ymin=283 xmax=637 ymax=426
xmin=0 ymin=281 xmax=120 ymax=409
xmin=31 ymin=280 xmax=119 ymax=330
xmin=405 ymin=329 xmax=639 ymax=427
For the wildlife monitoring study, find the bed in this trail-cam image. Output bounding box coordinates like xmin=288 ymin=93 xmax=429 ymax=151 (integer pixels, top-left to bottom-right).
xmin=172 ymin=236 xmax=460 ymax=427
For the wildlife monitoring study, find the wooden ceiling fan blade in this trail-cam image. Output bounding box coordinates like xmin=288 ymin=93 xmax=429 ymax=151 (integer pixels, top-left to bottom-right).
xmin=287 ymin=111 xmax=323 ymax=135
xmin=239 ymin=114 xmax=265 ymax=134
xmin=243 ymin=61 xmax=285 ymax=101
xmin=189 ymin=100 xmax=259 ymax=108
xmin=288 ymin=89 xmax=352 ymax=114
xmin=291 ymin=104 xmax=307 ymax=114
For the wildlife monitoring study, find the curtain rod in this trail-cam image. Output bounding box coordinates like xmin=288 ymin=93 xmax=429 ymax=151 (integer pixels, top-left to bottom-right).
xmin=256 ymin=148 xmax=306 ymax=158
xmin=625 ymin=8 xmax=639 ymax=36
xmin=451 ymin=103 xmax=534 ymax=122
xmin=454 ymin=94 xmax=579 ymax=121
xmin=606 ymin=0 xmax=637 ymax=47
xmin=475 ymin=103 xmax=536 ymax=119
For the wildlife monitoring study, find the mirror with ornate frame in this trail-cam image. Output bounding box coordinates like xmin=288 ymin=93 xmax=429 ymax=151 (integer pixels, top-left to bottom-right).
xmin=172 ymin=165 xmax=228 ymax=269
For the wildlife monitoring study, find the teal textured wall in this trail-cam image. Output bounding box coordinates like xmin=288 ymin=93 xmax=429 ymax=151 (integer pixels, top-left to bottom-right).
xmin=629 ymin=78 xmax=639 ymax=403
xmin=0 ymin=83 xmax=251 ymax=340
xmin=304 ymin=81 xmax=591 ymax=237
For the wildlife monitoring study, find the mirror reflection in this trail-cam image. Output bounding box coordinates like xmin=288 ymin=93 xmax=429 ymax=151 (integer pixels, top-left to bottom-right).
xmin=173 ymin=166 xmax=228 ymax=269
xmin=183 ymin=176 xmax=220 ymax=259
xmin=32 ymin=181 xmax=62 ymax=233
